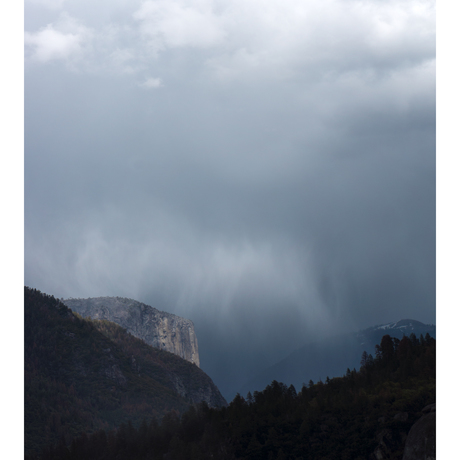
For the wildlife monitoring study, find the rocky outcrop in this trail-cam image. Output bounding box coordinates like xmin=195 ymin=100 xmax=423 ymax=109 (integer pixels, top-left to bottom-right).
xmin=370 ymin=428 xmax=405 ymax=460
xmin=402 ymin=404 xmax=435 ymax=460
xmin=63 ymin=296 xmax=200 ymax=367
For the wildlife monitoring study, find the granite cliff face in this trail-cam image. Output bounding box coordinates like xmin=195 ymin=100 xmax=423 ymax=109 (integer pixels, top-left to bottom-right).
xmin=63 ymin=296 xmax=200 ymax=367
xmin=402 ymin=404 xmax=436 ymax=460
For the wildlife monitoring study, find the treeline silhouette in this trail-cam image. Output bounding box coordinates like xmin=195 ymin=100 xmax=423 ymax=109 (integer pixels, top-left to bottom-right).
xmin=27 ymin=331 xmax=435 ymax=460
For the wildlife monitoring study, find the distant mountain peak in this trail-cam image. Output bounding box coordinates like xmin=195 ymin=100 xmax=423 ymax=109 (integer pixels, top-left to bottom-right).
xmin=364 ymin=319 xmax=432 ymax=334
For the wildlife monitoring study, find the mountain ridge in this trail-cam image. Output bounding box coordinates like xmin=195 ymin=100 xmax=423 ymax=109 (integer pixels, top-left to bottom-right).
xmin=25 ymin=287 xmax=226 ymax=457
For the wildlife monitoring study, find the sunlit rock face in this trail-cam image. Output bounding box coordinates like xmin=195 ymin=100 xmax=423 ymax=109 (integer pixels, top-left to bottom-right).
xmin=63 ymin=296 xmax=200 ymax=367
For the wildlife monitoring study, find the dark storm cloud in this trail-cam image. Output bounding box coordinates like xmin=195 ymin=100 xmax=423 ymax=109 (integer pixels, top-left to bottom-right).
xmin=24 ymin=0 xmax=435 ymax=399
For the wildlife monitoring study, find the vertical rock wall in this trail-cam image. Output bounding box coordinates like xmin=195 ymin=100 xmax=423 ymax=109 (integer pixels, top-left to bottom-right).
xmin=63 ymin=296 xmax=200 ymax=367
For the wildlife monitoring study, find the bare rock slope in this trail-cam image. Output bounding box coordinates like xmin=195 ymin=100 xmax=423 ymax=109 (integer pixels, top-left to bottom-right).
xmin=403 ymin=404 xmax=436 ymax=460
xmin=63 ymin=296 xmax=200 ymax=367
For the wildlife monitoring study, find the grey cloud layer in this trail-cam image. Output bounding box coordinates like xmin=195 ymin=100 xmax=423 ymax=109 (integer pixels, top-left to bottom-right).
xmin=25 ymin=0 xmax=434 ymax=78
xmin=25 ymin=0 xmax=435 ymax=399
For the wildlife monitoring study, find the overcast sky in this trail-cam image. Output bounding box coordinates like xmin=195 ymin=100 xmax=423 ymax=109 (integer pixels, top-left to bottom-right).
xmin=24 ymin=0 xmax=435 ymax=399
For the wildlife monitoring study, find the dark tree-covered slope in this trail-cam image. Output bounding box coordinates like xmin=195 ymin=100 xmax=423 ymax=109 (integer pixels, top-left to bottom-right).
xmin=28 ymin=332 xmax=435 ymax=460
xmin=24 ymin=287 xmax=226 ymax=457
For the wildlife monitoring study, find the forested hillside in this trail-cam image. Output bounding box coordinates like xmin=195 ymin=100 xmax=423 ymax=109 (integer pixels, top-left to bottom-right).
xmin=239 ymin=319 xmax=436 ymax=399
xmin=27 ymin=329 xmax=435 ymax=460
xmin=24 ymin=287 xmax=226 ymax=457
